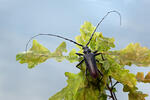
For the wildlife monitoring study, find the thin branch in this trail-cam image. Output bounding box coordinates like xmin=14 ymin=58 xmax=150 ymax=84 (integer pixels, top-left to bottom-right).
xmin=112 ymin=81 xmax=119 ymax=89
xmin=107 ymin=84 xmax=115 ymax=100
xmin=108 ymin=76 xmax=118 ymax=100
xmin=113 ymin=92 xmax=117 ymax=100
xmin=109 ymin=76 xmax=113 ymax=87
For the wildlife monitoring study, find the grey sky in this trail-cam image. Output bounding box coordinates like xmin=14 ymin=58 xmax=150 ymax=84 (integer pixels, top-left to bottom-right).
xmin=0 ymin=0 xmax=150 ymax=100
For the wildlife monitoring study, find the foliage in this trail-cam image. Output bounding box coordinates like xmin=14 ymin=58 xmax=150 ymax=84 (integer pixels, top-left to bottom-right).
xmin=16 ymin=40 xmax=67 ymax=68
xmin=108 ymin=43 xmax=150 ymax=66
xmin=16 ymin=21 xmax=150 ymax=100
xmin=136 ymin=72 xmax=150 ymax=83
xmin=123 ymin=85 xmax=148 ymax=100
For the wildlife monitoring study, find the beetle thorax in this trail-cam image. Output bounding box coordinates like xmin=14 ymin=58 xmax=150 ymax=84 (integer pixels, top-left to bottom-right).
xmin=83 ymin=46 xmax=91 ymax=54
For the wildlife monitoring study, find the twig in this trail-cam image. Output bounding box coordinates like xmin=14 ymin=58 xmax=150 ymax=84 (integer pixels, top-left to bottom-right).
xmin=107 ymin=84 xmax=115 ymax=100
xmin=112 ymin=81 xmax=119 ymax=89
xmin=108 ymin=76 xmax=118 ymax=100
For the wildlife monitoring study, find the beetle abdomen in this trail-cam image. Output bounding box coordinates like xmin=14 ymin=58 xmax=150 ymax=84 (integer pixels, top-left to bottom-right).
xmin=90 ymin=69 xmax=99 ymax=78
xmin=84 ymin=53 xmax=99 ymax=79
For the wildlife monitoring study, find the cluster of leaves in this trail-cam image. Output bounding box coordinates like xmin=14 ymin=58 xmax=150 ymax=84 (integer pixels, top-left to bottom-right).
xmin=136 ymin=72 xmax=150 ymax=83
xmin=16 ymin=22 xmax=150 ymax=100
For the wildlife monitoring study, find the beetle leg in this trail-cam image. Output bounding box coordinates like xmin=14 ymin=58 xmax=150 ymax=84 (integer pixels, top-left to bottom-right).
xmin=96 ymin=59 xmax=99 ymax=63
xmin=96 ymin=59 xmax=103 ymax=65
xmin=93 ymin=50 xmax=98 ymax=54
xmin=94 ymin=52 xmax=102 ymax=56
xmin=85 ymin=67 xmax=88 ymax=77
xmin=95 ymin=53 xmax=105 ymax=61
xmin=76 ymin=53 xmax=83 ymax=56
xmin=85 ymin=67 xmax=90 ymax=82
xmin=97 ymin=78 xmax=101 ymax=92
xmin=101 ymin=54 xmax=105 ymax=61
xmin=76 ymin=59 xmax=84 ymax=69
xmin=96 ymin=60 xmax=103 ymax=77
xmin=98 ymin=69 xmax=103 ymax=77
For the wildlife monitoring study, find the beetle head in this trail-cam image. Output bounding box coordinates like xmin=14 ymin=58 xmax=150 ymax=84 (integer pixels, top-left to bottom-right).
xmin=83 ymin=46 xmax=91 ymax=54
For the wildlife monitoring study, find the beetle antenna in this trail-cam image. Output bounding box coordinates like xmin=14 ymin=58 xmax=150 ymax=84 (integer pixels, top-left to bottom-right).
xmin=25 ymin=33 xmax=84 ymax=52
xmin=86 ymin=10 xmax=121 ymax=46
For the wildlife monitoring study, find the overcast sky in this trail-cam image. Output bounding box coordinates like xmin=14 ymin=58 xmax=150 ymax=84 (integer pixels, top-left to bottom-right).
xmin=0 ymin=0 xmax=150 ymax=100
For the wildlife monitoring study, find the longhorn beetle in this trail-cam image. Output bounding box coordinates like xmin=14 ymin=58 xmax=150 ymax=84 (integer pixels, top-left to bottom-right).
xmin=26 ymin=10 xmax=121 ymax=79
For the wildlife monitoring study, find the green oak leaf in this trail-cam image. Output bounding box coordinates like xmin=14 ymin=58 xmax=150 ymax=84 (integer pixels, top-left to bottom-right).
xmin=51 ymin=41 xmax=67 ymax=62
xmin=74 ymin=86 xmax=101 ymax=100
xmin=96 ymin=54 xmax=137 ymax=87
xmin=16 ymin=40 xmax=67 ymax=68
xmin=66 ymin=49 xmax=79 ymax=63
xmin=123 ymin=85 xmax=148 ymax=100
xmin=110 ymin=68 xmax=136 ymax=87
xmin=75 ymin=21 xmax=115 ymax=52
xmin=76 ymin=21 xmax=95 ymax=47
xmin=95 ymin=33 xmax=115 ymax=51
xmin=128 ymin=91 xmax=148 ymax=100
xmin=109 ymin=43 xmax=150 ymax=67
xmin=49 ymin=71 xmax=105 ymax=100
